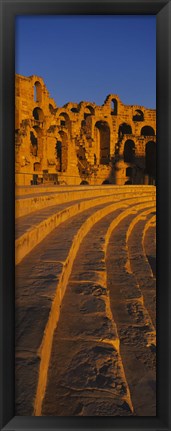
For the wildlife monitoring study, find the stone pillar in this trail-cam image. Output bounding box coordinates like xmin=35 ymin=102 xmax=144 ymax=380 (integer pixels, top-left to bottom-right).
xmin=114 ymin=160 xmax=127 ymax=185
xmin=144 ymin=174 xmax=149 ymax=185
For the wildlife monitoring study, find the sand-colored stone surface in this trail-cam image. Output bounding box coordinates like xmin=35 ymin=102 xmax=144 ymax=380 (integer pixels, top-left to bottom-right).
xmin=15 ymin=186 xmax=156 ymax=416
xmin=15 ymin=186 xmax=155 ymax=264
xmin=15 ymin=73 xmax=156 ymax=417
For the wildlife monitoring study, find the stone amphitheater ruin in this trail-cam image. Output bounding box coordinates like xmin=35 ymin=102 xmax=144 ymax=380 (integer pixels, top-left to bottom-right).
xmin=15 ymin=75 xmax=156 ymax=417
xmin=15 ymin=74 xmax=156 ymax=186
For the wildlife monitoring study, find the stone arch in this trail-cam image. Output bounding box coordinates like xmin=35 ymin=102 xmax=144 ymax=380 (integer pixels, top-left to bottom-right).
xmin=34 ymin=81 xmax=42 ymax=103
xmin=102 ymin=179 xmax=110 ymax=184
xmin=80 ymin=180 xmax=89 ymax=185
xmin=84 ymin=105 xmax=95 ymax=119
xmin=94 ymin=121 xmax=110 ymax=165
xmin=133 ymin=109 xmax=144 ymax=121
xmin=111 ymin=98 xmax=118 ymax=115
xmin=124 ymin=140 xmax=135 ymax=163
xmin=33 ymin=107 xmax=44 ymax=122
xmin=58 ymin=112 xmax=70 ymax=128
xmin=119 ymin=123 xmax=132 ymax=138
xmin=141 ymin=125 xmax=155 ymax=136
xmin=71 ymin=107 xmax=79 ymax=113
xmin=145 ymin=141 xmax=156 ymax=180
xmin=49 ymin=104 xmax=55 ymax=115
xmin=33 ymin=162 xmax=41 ymax=171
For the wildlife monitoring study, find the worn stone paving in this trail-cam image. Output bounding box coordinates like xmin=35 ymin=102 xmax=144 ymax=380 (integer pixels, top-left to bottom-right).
xmin=106 ymin=211 xmax=156 ymax=416
xmin=16 ymin=194 xmax=119 ymax=239
xmin=42 ymin=203 xmax=155 ymax=416
xmin=15 ymin=189 xmax=154 ymax=239
xmin=16 ymin=186 xmax=146 ymax=218
xmin=42 ymin=208 xmax=133 ymax=416
xmin=16 ymin=201 xmax=126 ymax=415
xmin=127 ymin=214 xmax=156 ymax=328
xmin=15 ymin=192 xmax=133 ymax=239
xmin=15 ymin=190 xmax=156 ymax=417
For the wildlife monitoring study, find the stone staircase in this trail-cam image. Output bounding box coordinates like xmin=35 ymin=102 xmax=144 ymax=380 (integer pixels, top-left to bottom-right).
xmin=15 ymin=185 xmax=156 ymax=417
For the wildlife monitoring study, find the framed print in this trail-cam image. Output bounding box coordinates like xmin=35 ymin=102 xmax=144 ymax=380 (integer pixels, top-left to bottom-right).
xmin=0 ymin=0 xmax=171 ymax=430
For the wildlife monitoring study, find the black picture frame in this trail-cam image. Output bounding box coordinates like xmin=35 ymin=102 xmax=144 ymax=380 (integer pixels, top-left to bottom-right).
xmin=0 ymin=0 xmax=171 ymax=430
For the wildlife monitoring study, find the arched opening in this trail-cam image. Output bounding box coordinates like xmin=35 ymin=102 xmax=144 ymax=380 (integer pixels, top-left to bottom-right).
xmin=145 ymin=141 xmax=156 ymax=181
xmin=94 ymin=121 xmax=110 ymax=165
xmin=59 ymin=112 xmax=70 ymax=128
xmin=80 ymin=180 xmax=89 ymax=185
xmin=33 ymin=126 xmax=43 ymax=158
xmin=124 ymin=140 xmax=135 ymax=163
xmin=126 ymin=167 xmax=133 ymax=177
xmin=57 ymin=131 xmax=68 ymax=172
xmin=119 ymin=123 xmax=132 ymax=138
xmin=33 ymin=107 xmax=44 ymax=122
xmin=133 ymin=109 xmax=144 ymax=122
xmin=77 ymin=146 xmax=90 ymax=176
xmin=49 ymin=104 xmax=55 ymax=115
xmin=30 ymin=131 xmax=38 ymax=156
xmin=111 ymin=98 xmax=118 ymax=115
xmin=55 ymin=140 xmax=62 ymax=171
xmin=141 ymin=126 xmax=155 ymax=136
xmin=34 ymin=81 xmax=42 ymax=103
xmin=33 ymin=162 xmax=41 ymax=171
xmin=71 ymin=107 xmax=79 ymax=113
xmin=84 ymin=105 xmax=95 ymax=119
xmin=102 ymin=179 xmax=110 ymax=184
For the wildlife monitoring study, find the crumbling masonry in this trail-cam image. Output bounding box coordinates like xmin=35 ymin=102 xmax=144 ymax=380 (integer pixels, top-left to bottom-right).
xmin=15 ymin=74 xmax=156 ymax=186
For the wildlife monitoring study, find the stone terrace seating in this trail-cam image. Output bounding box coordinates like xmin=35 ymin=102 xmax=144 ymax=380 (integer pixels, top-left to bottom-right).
xmin=15 ymin=185 xmax=156 ymax=416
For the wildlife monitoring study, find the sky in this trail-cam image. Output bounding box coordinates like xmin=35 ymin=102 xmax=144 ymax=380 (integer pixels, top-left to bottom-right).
xmin=15 ymin=15 xmax=156 ymax=109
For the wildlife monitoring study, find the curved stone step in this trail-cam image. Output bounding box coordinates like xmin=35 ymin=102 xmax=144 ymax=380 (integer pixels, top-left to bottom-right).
xmin=16 ymin=192 xmax=156 ymax=240
xmin=16 ymin=196 xmax=153 ymax=415
xmin=15 ymin=191 xmax=156 ymax=265
xmin=16 ymin=185 xmax=156 ymax=218
xmin=15 ymin=194 xmax=119 ymax=264
xmin=16 ymin=184 xmax=156 ymax=198
xmin=41 ymin=207 xmax=134 ymax=416
xmin=16 ymin=202 xmax=117 ymax=415
xmin=105 ymin=208 xmax=156 ymax=416
xmin=40 ymin=202 xmax=155 ymax=416
xmin=127 ymin=211 xmax=156 ymax=327
xmin=143 ymin=216 xmax=156 ymax=278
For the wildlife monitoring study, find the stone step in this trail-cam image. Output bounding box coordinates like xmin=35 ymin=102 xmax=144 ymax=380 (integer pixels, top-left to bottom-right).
xmin=105 ymin=208 xmax=156 ymax=416
xmin=15 ymin=191 xmax=156 ymax=265
xmin=15 ymin=196 xmax=153 ymax=415
xmin=35 ymin=200 xmax=155 ymax=416
xmin=16 ymin=185 xmax=156 ymax=218
xmin=127 ymin=211 xmax=156 ymax=327
xmin=42 ymin=207 xmax=134 ymax=416
xmin=143 ymin=216 xmax=156 ymax=278
xmin=42 ymin=202 xmax=155 ymax=416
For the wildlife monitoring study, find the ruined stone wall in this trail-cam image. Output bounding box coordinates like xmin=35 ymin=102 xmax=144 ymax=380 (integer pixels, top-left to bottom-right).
xmin=15 ymin=74 xmax=156 ymax=186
